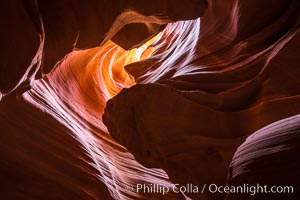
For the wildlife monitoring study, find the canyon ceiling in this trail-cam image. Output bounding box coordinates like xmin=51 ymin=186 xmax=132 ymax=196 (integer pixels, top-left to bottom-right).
xmin=1 ymin=0 xmax=300 ymax=200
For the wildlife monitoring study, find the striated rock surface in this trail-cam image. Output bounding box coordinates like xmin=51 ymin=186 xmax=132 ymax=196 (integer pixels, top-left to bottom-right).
xmin=0 ymin=0 xmax=208 ymax=94
xmin=103 ymin=0 xmax=300 ymax=199
xmin=1 ymin=0 xmax=300 ymax=200
xmin=0 ymin=94 xmax=113 ymax=200
xmin=227 ymin=114 xmax=300 ymax=200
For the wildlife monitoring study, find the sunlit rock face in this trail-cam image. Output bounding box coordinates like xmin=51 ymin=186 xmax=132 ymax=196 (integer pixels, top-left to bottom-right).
xmin=0 ymin=0 xmax=208 ymax=94
xmin=1 ymin=0 xmax=300 ymax=200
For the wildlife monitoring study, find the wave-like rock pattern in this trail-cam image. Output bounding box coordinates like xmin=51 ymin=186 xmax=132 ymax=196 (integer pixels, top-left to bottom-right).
xmin=2 ymin=35 xmax=194 ymax=199
xmin=227 ymin=114 xmax=300 ymax=200
xmin=0 ymin=0 xmax=208 ymax=94
xmin=1 ymin=0 xmax=300 ymax=200
xmin=104 ymin=0 xmax=300 ymax=199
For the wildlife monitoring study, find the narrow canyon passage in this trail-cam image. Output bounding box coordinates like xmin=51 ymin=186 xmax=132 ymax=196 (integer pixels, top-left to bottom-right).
xmin=1 ymin=0 xmax=300 ymax=200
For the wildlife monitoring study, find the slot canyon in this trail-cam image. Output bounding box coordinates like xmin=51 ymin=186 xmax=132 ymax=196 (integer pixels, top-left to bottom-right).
xmin=1 ymin=0 xmax=300 ymax=199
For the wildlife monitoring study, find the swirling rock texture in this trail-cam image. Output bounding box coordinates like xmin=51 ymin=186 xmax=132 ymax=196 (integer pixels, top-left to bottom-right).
xmin=1 ymin=0 xmax=300 ymax=200
xmin=227 ymin=114 xmax=300 ymax=200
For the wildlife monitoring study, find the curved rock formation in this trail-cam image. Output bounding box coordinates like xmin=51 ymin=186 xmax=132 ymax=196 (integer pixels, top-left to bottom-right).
xmin=227 ymin=114 xmax=300 ymax=200
xmin=1 ymin=0 xmax=300 ymax=200
xmin=0 ymin=0 xmax=208 ymax=94
xmin=2 ymin=39 xmax=185 ymax=200
xmin=103 ymin=0 xmax=300 ymax=199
